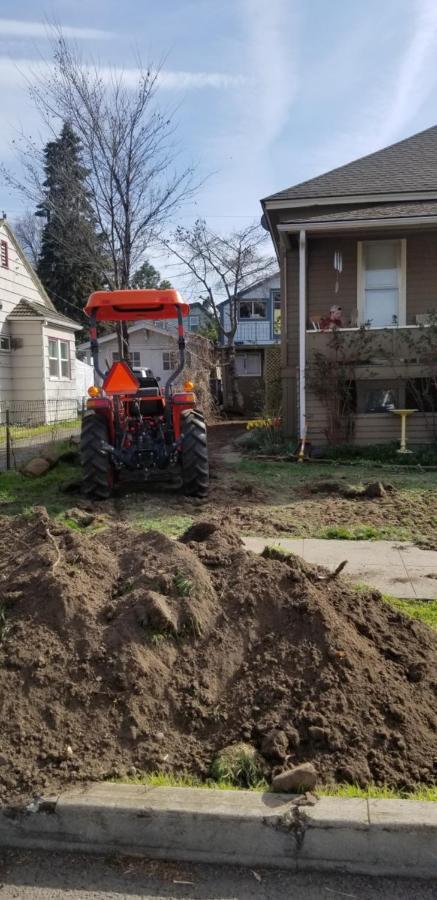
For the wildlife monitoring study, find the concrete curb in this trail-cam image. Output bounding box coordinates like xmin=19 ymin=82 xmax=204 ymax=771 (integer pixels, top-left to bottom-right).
xmin=1 ymin=785 xmax=436 ymax=878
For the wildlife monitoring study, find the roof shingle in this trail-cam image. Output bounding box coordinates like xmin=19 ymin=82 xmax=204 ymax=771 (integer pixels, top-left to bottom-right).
xmin=7 ymin=298 xmax=79 ymax=328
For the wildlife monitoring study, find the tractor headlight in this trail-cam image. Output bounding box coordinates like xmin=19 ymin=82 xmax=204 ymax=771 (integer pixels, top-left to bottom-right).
xmin=184 ymin=380 xmax=194 ymax=391
xmin=88 ymin=385 xmax=101 ymax=398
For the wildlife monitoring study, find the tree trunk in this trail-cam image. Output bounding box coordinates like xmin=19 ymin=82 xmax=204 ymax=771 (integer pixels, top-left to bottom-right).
xmin=222 ymin=343 xmax=243 ymax=414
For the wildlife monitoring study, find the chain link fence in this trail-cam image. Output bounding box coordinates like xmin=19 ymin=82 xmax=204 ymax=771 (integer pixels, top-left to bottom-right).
xmin=0 ymin=399 xmax=84 ymax=471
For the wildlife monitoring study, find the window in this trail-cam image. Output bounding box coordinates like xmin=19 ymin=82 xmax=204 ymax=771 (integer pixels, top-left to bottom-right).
xmin=48 ymin=338 xmax=70 ymax=379
xmin=358 ymin=240 xmax=406 ymax=327
xmin=272 ymin=290 xmax=281 ymax=335
xmin=357 ymin=380 xmax=398 ymax=414
xmin=235 ymin=352 xmax=262 ymax=377
xmin=0 ymin=335 xmax=10 ymax=352
xmin=163 ymin=350 xmax=179 ymax=371
xmin=0 ymin=240 xmax=8 ymax=269
xmin=112 ymin=351 xmax=141 ymax=367
xmin=188 ymin=315 xmax=200 ymax=331
xmin=238 ymin=300 xmax=267 ymax=320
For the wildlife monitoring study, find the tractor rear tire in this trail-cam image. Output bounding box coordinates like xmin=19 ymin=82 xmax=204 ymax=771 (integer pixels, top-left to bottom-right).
xmin=80 ymin=412 xmax=114 ymax=500
xmin=181 ymin=409 xmax=209 ymax=498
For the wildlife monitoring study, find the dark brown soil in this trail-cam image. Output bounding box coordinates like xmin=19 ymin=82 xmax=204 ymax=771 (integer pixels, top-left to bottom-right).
xmin=0 ymin=508 xmax=436 ymax=804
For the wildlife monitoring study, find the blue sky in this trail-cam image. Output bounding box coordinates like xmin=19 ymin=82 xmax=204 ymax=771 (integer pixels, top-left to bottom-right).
xmin=1 ymin=0 xmax=437 ymax=254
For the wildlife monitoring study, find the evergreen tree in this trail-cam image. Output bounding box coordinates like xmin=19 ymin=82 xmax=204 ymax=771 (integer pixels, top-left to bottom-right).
xmin=36 ymin=122 xmax=104 ymax=319
xmin=131 ymin=260 xmax=172 ymax=290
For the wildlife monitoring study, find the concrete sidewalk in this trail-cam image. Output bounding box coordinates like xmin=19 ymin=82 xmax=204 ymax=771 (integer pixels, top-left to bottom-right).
xmin=243 ymin=536 xmax=437 ymax=599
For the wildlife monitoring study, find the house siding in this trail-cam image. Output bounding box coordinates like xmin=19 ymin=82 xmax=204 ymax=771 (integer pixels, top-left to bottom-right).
xmin=81 ymin=326 xmax=183 ymax=385
xmin=282 ymin=229 xmax=437 ymax=443
xmin=9 ymin=319 xmax=45 ymax=402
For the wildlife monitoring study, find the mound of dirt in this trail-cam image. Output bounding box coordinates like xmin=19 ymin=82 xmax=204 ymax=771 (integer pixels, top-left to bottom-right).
xmin=0 ymin=509 xmax=436 ymax=803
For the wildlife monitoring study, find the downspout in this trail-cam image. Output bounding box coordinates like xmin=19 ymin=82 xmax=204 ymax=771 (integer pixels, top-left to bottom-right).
xmin=298 ymin=229 xmax=306 ymax=439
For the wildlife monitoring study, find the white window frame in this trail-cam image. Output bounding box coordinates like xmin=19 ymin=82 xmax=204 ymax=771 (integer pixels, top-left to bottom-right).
xmin=162 ymin=350 xmax=179 ymax=371
xmin=48 ymin=337 xmax=71 ymax=380
xmin=357 ymin=239 xmax=406 ymax=328
xmin=235 ymin=351 xmax=262 ymax=377
xmin=0 ymin=335 xmax=10 ymax=352
xmin=188 ymin=314 xmax=200 ymax=330
xmin=112 ymin=351 xmax=141 ymax=367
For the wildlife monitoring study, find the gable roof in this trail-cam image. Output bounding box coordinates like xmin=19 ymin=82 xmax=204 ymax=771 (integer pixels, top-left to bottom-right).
xmin=263 ymin=125 xmax=437 ymax=203
xmin=7 ymin=298 xmax=79 ymax=329
xmin=217 ymin=271 xmax=280 ymax=307
xmin=0 ymin=219 xmax=57 ymax=311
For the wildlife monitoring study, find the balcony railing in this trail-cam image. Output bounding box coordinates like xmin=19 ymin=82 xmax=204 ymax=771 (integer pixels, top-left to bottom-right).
xmin=306 ymin=325 xmax=430 ymax=377
xmin=234 ymin=320 xmax=280 ymax=345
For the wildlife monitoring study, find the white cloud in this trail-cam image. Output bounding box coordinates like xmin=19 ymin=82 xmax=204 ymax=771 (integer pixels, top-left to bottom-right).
xmin=240 ymin=0 xmax=298 ymax=146
xmin=0 ymin=18 xmax=113 ymax=40
xmin=0 ymin=57 xmax=246 ymax=92
xmin=377 ymin=0 xmax=437 ymax=145
xmin=311 ymin=0 xmax=437 ymax=175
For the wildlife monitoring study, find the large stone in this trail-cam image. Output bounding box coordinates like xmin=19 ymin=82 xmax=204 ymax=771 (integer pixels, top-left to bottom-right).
xmin=272 ymin=762 xmax=317 ymax=793
xmin=21 ymin=457 xmax=52 ymax=477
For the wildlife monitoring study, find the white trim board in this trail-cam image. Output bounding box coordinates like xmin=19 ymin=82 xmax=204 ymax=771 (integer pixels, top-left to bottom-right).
xmin=277 ymin=216 xmax=437 ymax=232
xmin=264 ymin=191 xmax=437 ymax=210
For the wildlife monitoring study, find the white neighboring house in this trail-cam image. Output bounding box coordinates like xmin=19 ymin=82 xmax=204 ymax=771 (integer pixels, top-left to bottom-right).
xmin=0 ymin=219 xmax=85 ymax=421
xmin=78 ymin=320 xmax=184 ymax=385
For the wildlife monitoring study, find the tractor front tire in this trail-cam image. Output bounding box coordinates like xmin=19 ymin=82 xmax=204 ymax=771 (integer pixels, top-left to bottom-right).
xmin=80 ymin=411 xmax=114 ymax=500
xmin=181 ymin=409 xmax=209 ymax=498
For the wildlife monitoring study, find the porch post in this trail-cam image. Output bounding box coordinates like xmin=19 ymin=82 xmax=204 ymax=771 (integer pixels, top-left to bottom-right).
xmin=298 ymin=229 xmax=307 ymax=438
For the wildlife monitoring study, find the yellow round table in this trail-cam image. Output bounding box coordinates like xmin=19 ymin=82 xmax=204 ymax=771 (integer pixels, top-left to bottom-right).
xmin=391 ymin=409 xmax=417 ymax=454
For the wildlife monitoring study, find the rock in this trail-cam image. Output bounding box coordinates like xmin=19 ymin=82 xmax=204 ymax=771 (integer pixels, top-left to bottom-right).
xmin=69 ymin=435 xmax=80 ymax=446
xmin=364 ymin=481 xmax=386 ymax=499
xmin=21 ymin=457 xmax=52 ymax=477
xmin=66 ymin=745 xmax=73 ymax=758
xmin=271 ymin=762 xmax=317 ymax=793
xmin=155 ymin=731 xmax=165 ymax=741
xmin=260 ymin=728 xmax=289 ymax=761
xmin=39 ymin=448 xmax=60 ymax=465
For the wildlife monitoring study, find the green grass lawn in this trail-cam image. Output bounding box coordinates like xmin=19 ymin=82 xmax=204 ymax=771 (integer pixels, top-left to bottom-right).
xmin=0 ymin=418 xmax=80 ymax=446
xmin=238 ymin=458 xmax=437 ymax=492
xmin=383 ymin=595 xmax=437 ymax=630
xmin=114 ymin=770 xmax=437 ymax=801
xmin=0 ymin=461 xmax=79 ymax=517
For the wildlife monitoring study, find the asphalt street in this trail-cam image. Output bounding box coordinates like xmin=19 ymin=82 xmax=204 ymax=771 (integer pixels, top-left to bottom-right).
xmin=0 ymin=850 xmax=434 ymax=899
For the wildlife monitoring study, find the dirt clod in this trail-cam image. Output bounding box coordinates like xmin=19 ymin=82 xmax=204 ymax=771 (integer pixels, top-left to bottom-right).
xmin=0 ymin=510 xmax=436 ymax=804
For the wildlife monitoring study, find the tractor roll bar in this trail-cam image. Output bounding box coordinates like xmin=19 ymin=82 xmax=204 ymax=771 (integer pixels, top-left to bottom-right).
xmin=89 ymin=314 xmax=106 ymax=381
xmin=164 ymin=305 xmax=185 ymax=440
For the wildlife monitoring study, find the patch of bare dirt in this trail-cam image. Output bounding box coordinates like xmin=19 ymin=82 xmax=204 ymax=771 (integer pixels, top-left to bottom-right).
xmin=0 ymin=509 xmax=436 ymax=804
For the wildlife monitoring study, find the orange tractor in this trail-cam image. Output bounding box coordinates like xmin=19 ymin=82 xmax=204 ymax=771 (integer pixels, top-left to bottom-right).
xmin=80 ymin=288 xmax=209 ymax=499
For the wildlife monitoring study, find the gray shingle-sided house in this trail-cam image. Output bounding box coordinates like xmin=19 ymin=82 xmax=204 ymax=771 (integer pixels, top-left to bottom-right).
xmin=218 ymin=273 xmax=281 ymax=412
xmin=262 ymin=125 xmax=437 ymax=445
xmin=0 ymin=219 xmax=85 ymax=421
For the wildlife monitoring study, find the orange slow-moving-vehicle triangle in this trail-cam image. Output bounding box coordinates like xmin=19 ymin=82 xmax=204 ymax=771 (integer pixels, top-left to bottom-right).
xmin=102 ymin=361 xmax=140 ymax=394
